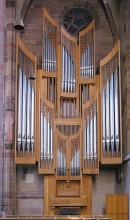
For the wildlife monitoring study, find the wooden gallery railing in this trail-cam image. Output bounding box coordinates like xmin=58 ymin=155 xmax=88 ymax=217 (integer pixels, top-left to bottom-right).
xmin=1 ymin=215 xmax=112 ymax=220
xmin=15 ymin=35 xmax=37 ymax=164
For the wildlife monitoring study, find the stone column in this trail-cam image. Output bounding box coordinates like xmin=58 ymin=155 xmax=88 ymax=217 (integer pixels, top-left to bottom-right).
xmin=0 ymin=0 xmax=6 ymax=213
xmin=3 ymin=0 xmax=16 ymax=215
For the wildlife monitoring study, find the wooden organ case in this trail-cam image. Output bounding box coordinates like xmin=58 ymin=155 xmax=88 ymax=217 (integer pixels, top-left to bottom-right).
xmin=15 ymin=8 xmax=122 ymax=216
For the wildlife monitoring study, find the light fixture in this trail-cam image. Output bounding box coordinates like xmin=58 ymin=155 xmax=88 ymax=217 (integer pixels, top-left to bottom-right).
xmin=14 ymin=13 xmax=24 ymax=30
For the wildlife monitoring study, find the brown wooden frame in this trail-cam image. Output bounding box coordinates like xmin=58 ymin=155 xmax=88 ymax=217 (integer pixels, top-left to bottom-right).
xmin=15 ymin=34 xmax=37 ymax=164
xmin=100 ymin=40 xmax=122 ymax=164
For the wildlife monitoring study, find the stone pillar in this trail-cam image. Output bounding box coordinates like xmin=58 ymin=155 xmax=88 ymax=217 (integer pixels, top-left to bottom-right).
xmin=3 ymin=1 xmax=16 ymax=215
xmin=0 ymin=0 xmax=6 ymax=212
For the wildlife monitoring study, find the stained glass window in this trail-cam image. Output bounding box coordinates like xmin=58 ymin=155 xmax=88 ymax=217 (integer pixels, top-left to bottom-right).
xmin=63 ymin=8 xmax=93 ymax=37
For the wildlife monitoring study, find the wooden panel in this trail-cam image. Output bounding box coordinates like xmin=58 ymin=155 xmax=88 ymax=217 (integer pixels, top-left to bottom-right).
xmin=118 ymin=194 xmax=128 ymax=213
xmin=106 ymin=194 xmax=117 ymax=214
xmin=44 ymin=175 xmax=56 ymax=215
xmin=51 ymin=197 xmax=87 ymax=207
xmin=106 ymin=194 xmax=128 ymax=220
xmin=56 ymin=181 xmax=80 ymax=197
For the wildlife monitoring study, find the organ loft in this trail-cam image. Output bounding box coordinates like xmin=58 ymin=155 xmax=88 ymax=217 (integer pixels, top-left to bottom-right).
xmin=0 ymin=1 xmax=130 ymax=220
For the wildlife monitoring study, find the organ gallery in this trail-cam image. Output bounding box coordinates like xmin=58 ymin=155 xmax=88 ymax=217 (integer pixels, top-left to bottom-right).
xmin=0 ymin=1 xmax=129 ymax=220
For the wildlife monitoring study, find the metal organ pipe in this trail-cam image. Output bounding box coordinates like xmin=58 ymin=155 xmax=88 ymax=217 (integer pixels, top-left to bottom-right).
xmin=62 ymin=45 xmax=76 ymax=93
xmin=27 ymin=80 xmax=31 ymax=155
xmin=80 ymin=43 xmax=94 ymax=79
xmin=22 ymin=72 xmax=27 ymax=155
xmin=17 ymin=68 xmax=23 ymax=155
xmin=40 ymin=106 xmax=54 ymax=168
xmin=106 ymin=80 xmax=110 ymax=155
xmin=114 ymin=68 xmax=119 ymax=156
xmin=110 ymin=73 xmax=115 ymax=156
xmin=43 ymin=33 xmax=56 ymax=72
xmin=31 ymin=87 xmax=34 ymax=156
xmin=102 ymin=87 xmax=106 ymax=154
xmin=17 ymin=67 xmax=35 ymax=157
xmin=102 ymin=67 xmax=120 ymax=157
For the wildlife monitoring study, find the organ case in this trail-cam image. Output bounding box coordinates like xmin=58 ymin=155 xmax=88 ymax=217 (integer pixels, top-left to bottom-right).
xmin=15 ymin=8 xmax=122 ymax=215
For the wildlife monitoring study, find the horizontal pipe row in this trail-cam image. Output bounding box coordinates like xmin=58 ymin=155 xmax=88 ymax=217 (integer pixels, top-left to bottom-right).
xmin=40 ymin=110 xmax=53 ymax=168
xmin=62 ymin=45 xmax=76 ymax=93
xmin=17 ymin=68 xmax=34 ymax=156
xmin=57 ymin=125 xmax=79 ymax=136
xmin=102 ymin=68 xmax=120 ymax=157
xmin=80 ymin=42 xmax=94 ymax=78
xmin=43 ymin=33 xmax=56 ymax=72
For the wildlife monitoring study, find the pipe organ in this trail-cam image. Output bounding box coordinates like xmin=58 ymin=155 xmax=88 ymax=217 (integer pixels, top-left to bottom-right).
xmin=15 ymin=8 xmax=122 ymax=216
xmin=100 ymin=41 xmax=122 ymax=164
xmin=15 ymin=36 xmax=37 ymax=163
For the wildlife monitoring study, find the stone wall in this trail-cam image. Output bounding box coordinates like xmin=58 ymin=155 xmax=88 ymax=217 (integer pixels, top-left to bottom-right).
xmin=16 ymin=165 xmax=44 ymax=215
xmin=0 ymin=0 xmax=6 ymax=212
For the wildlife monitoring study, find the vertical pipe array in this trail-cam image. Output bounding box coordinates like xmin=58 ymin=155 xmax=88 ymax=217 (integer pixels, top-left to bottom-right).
xmin=102 ymin=68 xmax=120 ymax=157
xmin=84 ymin=102 xmax=97 ymax=169
xmin=80 ymin=42 xmax=94 ymax=79
xmin=43 ymin=32 xmax=56 ymax=72
xmin=60 ymin=99 xmax=76 ymax=118
xmin=71 ymin=148 xmax=80 ymax=176
xmin=40 ymin=103 xmax=53 ymax=168
xmin=17 ymin=68 xmax=35 ymax=156
xmin=62 ymin=44 xmax=76 ymax=93
xmin=57 ymin=147 xmax=66 ymax=176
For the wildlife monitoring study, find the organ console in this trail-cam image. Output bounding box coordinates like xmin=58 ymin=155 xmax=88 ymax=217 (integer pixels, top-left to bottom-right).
xmin=15 ymin=8 xmax=122 ymax=216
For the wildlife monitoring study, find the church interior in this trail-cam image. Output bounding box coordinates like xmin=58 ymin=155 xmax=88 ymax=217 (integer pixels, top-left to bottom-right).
xmin=0 ymin=0 xmax=129 ymax=220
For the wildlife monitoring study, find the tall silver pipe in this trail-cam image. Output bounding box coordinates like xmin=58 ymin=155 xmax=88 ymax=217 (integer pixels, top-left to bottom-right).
xmin=110 ymin=73 xmax=115 ymax=156
xmin=91 ymin=42 xmax=94 ymax=78
xmin=102 ymin=87 xmax=106 ymax=154
xmin=47 ymin=115 xmax=50 ymax=165
xmin=84 ymin=125 xmax=86 ymax=167
xmin=90 ymin=114 xmax=93 ymax=160
xmin=80 ymin=53 xmax=83 ymax=76
xmin=114 ymin=68 xmax=119 ymax=156
xmin=106 ymin=80 xmax=110 ymax=155
xmin=27 ymin=80 xmax=31 ymax=155
xmin=65 ymin=48 xmax=67 ymax=92
xmin=89 ymin=43 xmax=92 ymax=79
xmin=50 ymin=126 xmax=53 ymax=162
xmin=22 ymin=71 xmax=27 ymax=155
xmin=62 ymin=45 xmax=65 ymax=91
xmin=40 ymin=112 xmax=44 ymax=163
xmin=83 ymin=51 xmax=85 ymax=76
xmin=43 ymin=33 xmax=46 ymax=71
xmin=18 ymin=68 xmax=23 ymax=155
xmin=68 ymin=54 xmax=71 ymax=92
xmin=45 ymin=33 xmax=47 ymax=71
xmin=87 ymin=117 xmax=90 ymax=160
xmin=31 ymin=87 xmax=34 ymax=156
xmin=94 ymin=113 xmax=97 ymax=161
xmin=88 ymin=45 xmax=90 ymax=78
